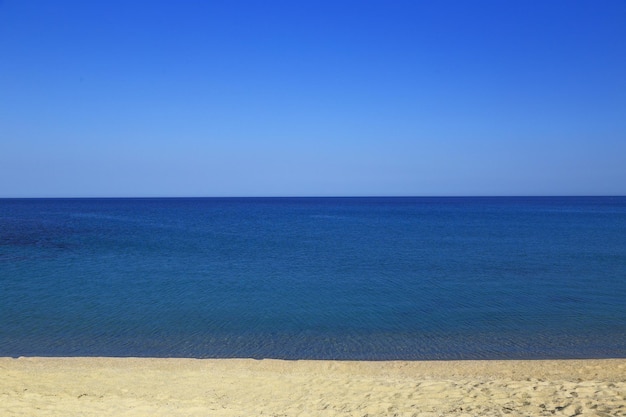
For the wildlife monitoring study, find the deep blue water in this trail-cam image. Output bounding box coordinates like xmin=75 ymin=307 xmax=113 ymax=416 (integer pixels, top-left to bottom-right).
xmin=1 ymin=197 xmax=625 ymax=360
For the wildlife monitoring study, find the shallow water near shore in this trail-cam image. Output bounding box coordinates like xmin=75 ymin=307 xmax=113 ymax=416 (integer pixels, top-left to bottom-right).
xmin=1 ymin=197 xmax=625 ymax=359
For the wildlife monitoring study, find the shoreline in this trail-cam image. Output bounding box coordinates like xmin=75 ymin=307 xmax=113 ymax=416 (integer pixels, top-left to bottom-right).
xmin=2 ymin=357 xmax=625 ymax=416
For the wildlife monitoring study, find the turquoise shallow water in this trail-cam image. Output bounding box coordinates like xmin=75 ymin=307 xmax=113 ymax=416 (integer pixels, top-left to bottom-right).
xmin=1 ymin=197 xmax=625 ymax=359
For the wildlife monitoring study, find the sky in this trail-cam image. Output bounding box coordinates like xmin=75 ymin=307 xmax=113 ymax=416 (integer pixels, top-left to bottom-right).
xmin=1 ymin=0 xmax=625 ymax=197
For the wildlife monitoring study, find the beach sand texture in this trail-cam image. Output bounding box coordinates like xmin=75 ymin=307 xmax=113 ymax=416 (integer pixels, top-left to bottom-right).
xmin=1 ymin=357 xmax=625 ymax=416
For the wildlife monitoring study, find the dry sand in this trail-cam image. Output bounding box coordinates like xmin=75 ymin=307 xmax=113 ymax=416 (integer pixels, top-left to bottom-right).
xmin=1 ymin=357 xmax=625 ymax=416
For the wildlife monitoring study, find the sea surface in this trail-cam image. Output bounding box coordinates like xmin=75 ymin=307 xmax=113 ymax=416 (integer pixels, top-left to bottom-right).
xmin=1 ymin=197 xmax=625 ymax=360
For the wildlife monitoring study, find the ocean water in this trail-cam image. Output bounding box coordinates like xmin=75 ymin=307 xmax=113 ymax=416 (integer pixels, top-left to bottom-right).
xmin=1 ymin=197 xmax=625 ymax=360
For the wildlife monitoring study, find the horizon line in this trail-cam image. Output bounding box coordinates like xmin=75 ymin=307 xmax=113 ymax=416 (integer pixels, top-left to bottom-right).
xmin=1 ymin=195 xmax=625 ymax=200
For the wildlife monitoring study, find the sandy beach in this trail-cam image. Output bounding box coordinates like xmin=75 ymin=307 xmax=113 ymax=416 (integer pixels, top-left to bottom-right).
xmin=1 ymin=357 xmax=624 ymax=416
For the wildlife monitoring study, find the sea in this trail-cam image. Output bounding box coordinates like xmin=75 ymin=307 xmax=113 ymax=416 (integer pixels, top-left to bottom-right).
xmin=1 ymin=197 xmax=625 ymax=360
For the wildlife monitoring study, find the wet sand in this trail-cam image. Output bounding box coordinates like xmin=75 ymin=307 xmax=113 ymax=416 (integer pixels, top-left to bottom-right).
xmin=1 ymin=357 xmax=625 ymax=416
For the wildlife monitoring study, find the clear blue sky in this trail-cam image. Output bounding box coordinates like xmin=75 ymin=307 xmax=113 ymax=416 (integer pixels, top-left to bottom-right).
xmin=1 ymin=0 xmax=625 ymax=197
